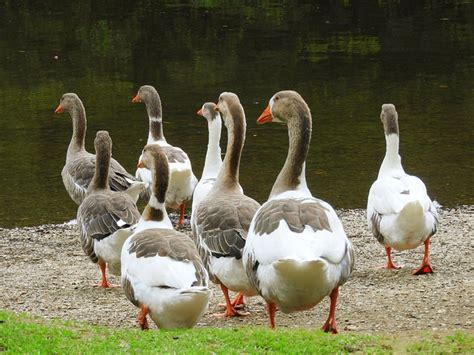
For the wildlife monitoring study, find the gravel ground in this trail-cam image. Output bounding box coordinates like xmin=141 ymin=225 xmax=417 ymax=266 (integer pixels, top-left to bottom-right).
xmin=1 ymin=207 xmax=473 ymax=334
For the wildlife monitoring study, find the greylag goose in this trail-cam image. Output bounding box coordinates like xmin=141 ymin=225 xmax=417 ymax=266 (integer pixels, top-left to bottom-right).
xmin=77 ymin=131 xmax=140 ymax=288
xmin=121 ymin=144 xmax=209 ymax=329
xmin=55 ymin=93 xmax=143 ymax=205
xmin=243 ymin=91 xmax=354 ymax=333
xmin=132 ymin=85 xmax=198 ymax=226
xmin=194 ymin=92 xmax=260 ymax=317
xmin=367 ymin=104 xmax=438 ymax=274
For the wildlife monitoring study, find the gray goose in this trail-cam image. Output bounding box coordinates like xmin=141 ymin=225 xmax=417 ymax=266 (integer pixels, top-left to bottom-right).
xmin=55 ymin=93 xmax=144 ymax=205
xmin=367 ymin=104 xmax=438 ymax=274
xmin=243 ymin=91 xmax=354 ymax=333
xmin=132 ymin=85 xmax=198 ymax=226
xmin=194 ymin=92 xmax=260 ymax=317
xmin=77 ymin=131 xmax=140 ymax=288
xmin=121 ymin=144 xmax=209 ymax=329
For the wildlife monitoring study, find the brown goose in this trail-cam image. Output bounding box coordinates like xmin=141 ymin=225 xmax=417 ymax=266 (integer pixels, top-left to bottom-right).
xmin=77 ymin=131 xmax=140 ymax=288
xmin=194 ymin=92 xmax=260 ymax=317
xmin=132 ymin=85 xmax=198 ymax=226
xmin=55 ymin=93 xmax=144 ymax=205
xmin=243 ymin=91 xmax=354 ymax=333
xmin=121 ymin=145 xmax=209 ymax=329
xmin=367 ymin=104 xmax=438 ymax=274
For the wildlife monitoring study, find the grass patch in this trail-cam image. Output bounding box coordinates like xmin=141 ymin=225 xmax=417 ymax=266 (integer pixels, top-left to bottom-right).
xmin=1 ymin=310 xmax=473 ymax=354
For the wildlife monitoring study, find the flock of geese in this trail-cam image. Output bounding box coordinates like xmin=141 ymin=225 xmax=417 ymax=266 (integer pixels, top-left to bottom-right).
xmin=54 ymin=86 xmax=439 ymax=333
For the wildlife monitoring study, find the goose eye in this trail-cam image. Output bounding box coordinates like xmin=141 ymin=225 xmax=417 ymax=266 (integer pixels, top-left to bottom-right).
xmin=274 ymin=96 xmax=279 ymax=101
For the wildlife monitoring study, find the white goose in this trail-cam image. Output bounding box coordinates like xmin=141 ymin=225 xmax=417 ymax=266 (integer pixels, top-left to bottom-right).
xmin=121 ymin=144 xmax=210 ymax=329
xmin=367 ymin=104 xmax=438 ymax=274
xmin=132 ymin=85 xmax=198 ymax=226
xmin=77 ymin=131 xmax=141 ymax=288
xmin=243 ymin=91 xmax=354 ymax=333
xmin=194 ymin=92 xmax=260 ymax=317
xmin=191 ymin=102 xmax=223 ymax=217
xmin=55 ymin=93 xmax=144 ymax=205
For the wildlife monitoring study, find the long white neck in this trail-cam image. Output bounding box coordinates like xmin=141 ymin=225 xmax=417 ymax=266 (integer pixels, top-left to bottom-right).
xmin=201 ymin=117 xmax=222 ymax=178
xmin=379 ymin=133 xmax=404 ymax=177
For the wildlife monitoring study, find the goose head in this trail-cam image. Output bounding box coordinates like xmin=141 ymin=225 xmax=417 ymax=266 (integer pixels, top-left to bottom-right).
xmin=94 ymin=130 xmax=112 ymax=153
xmin=132 ymin=85 xmax=159 ymax=104
xmin=380 ymin=103 xmax=399 ymax=136
xmin=215 ymin=92 xmax=245 ymax=130
xmin=132 ymin=85 xmax=162 ymax=120
xmin=197 ymin=102 xmax=220 ymax=122
xmin=54 ymin=93 xmax=81 ymax=114
xmin=257 ymin=90 xmax=306 ymax=124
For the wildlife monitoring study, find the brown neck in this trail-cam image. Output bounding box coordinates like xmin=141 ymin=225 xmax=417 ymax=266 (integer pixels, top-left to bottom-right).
xmin=214 ymin=106 xmax=245 ymax=191
xmin=67 ymin=104 xmax=87 ymax=156
xmin=146 ymin=94 xmax=164 ymax=142
xmin=143 ymin=153 xmax=169 ymax=221
xmin=89 ymin=144 xmax=110 ymax=191
xmin=270 ymin=102 xmax=311 ymax=197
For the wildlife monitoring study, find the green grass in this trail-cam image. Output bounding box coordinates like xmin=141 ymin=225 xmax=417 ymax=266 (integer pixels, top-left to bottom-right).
xmin=1 ymin=310 xmax=473 ymax=354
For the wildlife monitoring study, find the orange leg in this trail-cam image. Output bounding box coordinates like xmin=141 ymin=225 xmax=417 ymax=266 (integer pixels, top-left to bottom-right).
xmin=232 ymin=292 xmax=246 ymax=308
xmin=178 ymin=203 xmax=185 ymax=226
xmin=138 ymin=304 xmax=150 ymax=330
xmin=218 ymin=291 xmax=246 ymax=309
xmin=413 ymin=237 xmax=434 ymax=275
xmin=213 ymin=284 xmax=249 ymax=317
xmin=321 ymin=287 xmax=339 ymax=334
xmin=267 ymin=302 xmax=277 ymax=329
xmin=383 ymin=247 xmax=403 ymax=269
xmin=98 ymin=260 xmax=110 ymax=288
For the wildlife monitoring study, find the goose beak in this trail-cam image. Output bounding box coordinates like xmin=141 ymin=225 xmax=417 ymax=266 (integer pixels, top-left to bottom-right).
xmin=54 ymin=105 xmax=63 ymax=114
xmin=257 ymin=105 xmax=272 ymax=124
xmin=214 ymin=103 xmax=219 ymax=112
xmin=137 ymin=160 xmax=145 ymax=168
xmin=132 ymin=94 xmax=140 ymax=103
xmin=196 ymin=108 xmax=203 ymax=116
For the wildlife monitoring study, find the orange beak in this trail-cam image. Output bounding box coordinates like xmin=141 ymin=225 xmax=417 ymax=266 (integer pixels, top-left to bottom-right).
xmin=54 ymin=105 xmax=63 ymax=114
xmin=132 ymin=94 xmax=140 ymax=103
xmin=257 ymin=105 xmax=272 ymax=124
xmin=196 ymin=108 xmax=203 ymax=116
xmin=137 ymin=160 xmax=145 ymax=168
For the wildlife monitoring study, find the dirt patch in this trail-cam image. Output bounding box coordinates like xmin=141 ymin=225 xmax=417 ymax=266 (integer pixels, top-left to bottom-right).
xmin=1 ymin=207 xmax=473 ymax=333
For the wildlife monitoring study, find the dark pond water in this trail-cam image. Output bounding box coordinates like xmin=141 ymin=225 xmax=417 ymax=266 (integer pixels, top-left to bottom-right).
xmin=1 ymin=1 xmax=473 ymax=227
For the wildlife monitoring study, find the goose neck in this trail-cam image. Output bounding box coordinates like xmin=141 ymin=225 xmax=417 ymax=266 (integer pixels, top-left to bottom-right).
xmin=89 ymin=145 xmax=110 ymax=191
xmin=214 ymin=112 xmax=244 ymax=191
xmin=143 ymin=154 xmax=169 ymax=222
xmin=145 ymin=95 xmax=165 ymax=143
xmin=67 ymin=106 xmax=87 ymax=156
xmin=202 ymin=117 xmax=222 ymax=177
xmin=270 ymin=106 xmax=311 ymax=198
xmin=379 ymin=133 xmax=404 ymax=176
xmin=147 ymin=116 xmax=165 ymax=143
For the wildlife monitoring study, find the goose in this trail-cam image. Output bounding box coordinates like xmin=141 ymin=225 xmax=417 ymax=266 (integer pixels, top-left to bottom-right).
xmin=191 ymin=102 xmax=223 ymax=218
xmin=194 ymin=92 xmax=260 ymax=317
xmin=55 ymin=93 xmax=144 ymax=205
xmin=367 ymin=104 xmax=438 ymax=274
xmin=121 ymin=144 xmax=210 ymax=329
xmin=77 ymin=131 xmax=141 ymax=288
xmin=132 ymin=85 xmax=198 ymax=226
xmin=243 ymin=91 xmax=354 ymax=333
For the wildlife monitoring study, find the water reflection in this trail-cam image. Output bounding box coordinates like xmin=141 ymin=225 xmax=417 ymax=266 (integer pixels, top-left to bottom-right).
xmin=0 ymin=1 xmax=473 ymax=227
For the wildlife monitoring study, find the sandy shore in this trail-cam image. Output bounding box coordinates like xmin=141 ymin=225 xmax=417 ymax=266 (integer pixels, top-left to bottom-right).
xmin=1 ymin=206 xmax=473 ymax=333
